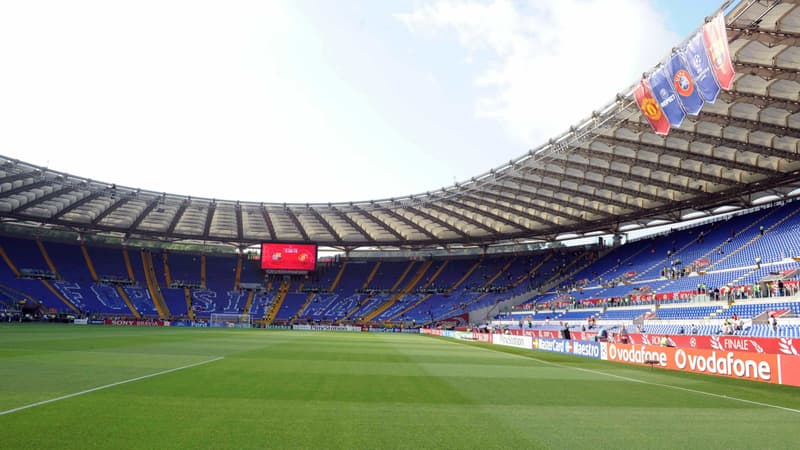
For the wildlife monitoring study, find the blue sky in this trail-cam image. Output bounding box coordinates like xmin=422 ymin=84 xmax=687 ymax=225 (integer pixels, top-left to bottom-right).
xmin=0 ymin=0 xmax=724 ymax=204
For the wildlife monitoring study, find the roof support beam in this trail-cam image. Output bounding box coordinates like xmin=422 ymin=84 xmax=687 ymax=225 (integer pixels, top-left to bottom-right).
xmin=620 ymin=120 xmax=800 ymax=161
xmin=567 ymin=145 xmax=734 ymax=186
xmin=260 ymin=206 xmax=276 ymax=241
xmin=0 ymin=180 xmax=49 ymax=198
xmin=11 ymin=186 xmax=73 ymax=214
xmin=441 ymin=197 xmax=529 ymax=230
xmin=376 ymin=207 xmax=439 ymax=240
xmin=403 ymin=205 xmax=472 ymax=239
xmin=91 ymin=196 xmax=131 ymax=226
xmin=695 ymin=109 xmax=800 ymax=140
xmin=235 ymin=203 xmax=244 ymax=242
xmin=330 ymin=206 xmax=375 ymax=242
xmin=734 ymin=62 xmax=800 ymax=83
xmin=423 ymin=202 xmax=499 ymax=234
xmin=202 ymin=202 xmax=216 ymax=239
xmin=728 ymin=28 xmax=800 ymax=47
xmin=718 ymin=90 xmax=800 ymax=114
xmin=284 ymin=207 xmax=310 ymax=242
xmin=129 ymin=197 xmax=162 ymax=233
xmin=593 ymin=135 xmax=780 ymax=177
xmin=0 ymin=171 xmax=40 ymax=186
xmin=457 ymin=194 xmax=552 ymax=227
xmin=495 ymin=173 xmax=631 ymax=210
xmin=529 ymin=159 xmax=704 ymax=196
xmin=351 ymin=205 xmax=407 ymax=241
xmin=166 ymin=200 xmax=189 ymax=236
xmin=471 ymin=189 xmax=582 ymax=224
xmin=52 ymin=191 xmax=103 ymax=220
xmin=309 ymin=207 xmax=343 ymax=243
xmin=513 ymin=168 xmax=667 ymax=203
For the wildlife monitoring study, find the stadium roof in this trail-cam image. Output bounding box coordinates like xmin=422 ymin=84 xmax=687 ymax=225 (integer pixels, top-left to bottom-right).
xmin=1 ymin=0 xmax=799 ymax=250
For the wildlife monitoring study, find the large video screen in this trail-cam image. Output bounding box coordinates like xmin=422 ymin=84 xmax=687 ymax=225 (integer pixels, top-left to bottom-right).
xmin=260 ymin=242 xmax=317 ymax=272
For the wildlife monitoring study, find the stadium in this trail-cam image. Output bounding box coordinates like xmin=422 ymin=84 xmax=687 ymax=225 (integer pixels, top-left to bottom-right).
xmin=1 ymin=0 xmax=800 ymax=448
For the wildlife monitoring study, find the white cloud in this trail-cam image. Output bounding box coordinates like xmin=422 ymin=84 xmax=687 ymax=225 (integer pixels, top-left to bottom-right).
xmin=398 ymin=0 xmax=680 ymax=146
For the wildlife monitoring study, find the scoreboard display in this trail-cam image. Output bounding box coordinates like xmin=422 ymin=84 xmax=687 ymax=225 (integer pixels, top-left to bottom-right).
xmin=260 ymin=242 xmax=317 ymax=272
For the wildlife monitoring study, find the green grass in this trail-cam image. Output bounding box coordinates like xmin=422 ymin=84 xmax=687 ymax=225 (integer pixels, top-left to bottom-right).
xmin=1 ymin=325 xmax=798 ymax=449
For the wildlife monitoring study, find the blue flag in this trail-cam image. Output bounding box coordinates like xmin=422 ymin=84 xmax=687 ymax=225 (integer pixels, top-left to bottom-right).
xmin=649 ymin=66 xmax=686 ymax=127
xmin=667 ymin=51 xmax=705 ymax=115
xmin=685 ymin=32 xmax=721 ymax=103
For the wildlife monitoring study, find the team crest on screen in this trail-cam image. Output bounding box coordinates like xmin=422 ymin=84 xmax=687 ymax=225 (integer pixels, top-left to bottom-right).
xmin=673 ymin=70 xmax=694 ymax=96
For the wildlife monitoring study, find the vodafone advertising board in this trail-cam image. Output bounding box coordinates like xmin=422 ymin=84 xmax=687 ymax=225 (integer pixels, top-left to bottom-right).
xmin=628 ymin=333 xmax=800 ymax=356
xmin=603 ymin=343 xmax=786 ymax=384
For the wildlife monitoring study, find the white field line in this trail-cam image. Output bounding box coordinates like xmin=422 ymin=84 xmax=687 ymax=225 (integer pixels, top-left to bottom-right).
xmin=440 ymin=338 xmax=800 ymax=415
xmin=0 ymin=356 xmax=224 ymax=416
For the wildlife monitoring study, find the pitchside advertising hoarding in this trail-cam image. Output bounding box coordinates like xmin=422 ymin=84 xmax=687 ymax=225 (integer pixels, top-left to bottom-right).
xmin=602 ymin=342 xmax=800 ymax=386
xmin=535 ymin=338 xmax=602 ymax=359
xmin=426 ymin=329 xmax=800 ymax=386
xmin=493 ymin=334 xmax=532 ymax=349
xmin=627 ymin=333 xmax=800 ymax=356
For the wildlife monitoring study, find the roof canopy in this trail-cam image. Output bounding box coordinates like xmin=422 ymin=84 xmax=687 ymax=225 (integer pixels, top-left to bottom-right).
xmin=1 ymin=0 xmax=799 ymax=249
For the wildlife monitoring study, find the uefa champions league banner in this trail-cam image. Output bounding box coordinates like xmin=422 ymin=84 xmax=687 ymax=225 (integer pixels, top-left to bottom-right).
xmin=635 ymin=12 xmax=733 ymax=135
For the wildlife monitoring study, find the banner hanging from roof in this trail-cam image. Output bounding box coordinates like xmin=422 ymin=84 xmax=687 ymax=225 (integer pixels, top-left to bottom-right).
xmin=634 ymin=79 xmax=670 ymax=135
xmin=667 ymin=51 xmax=704 ymax=115
xmin=703 ymin=12 xmax=736 ymax=90
xmin=635 ymin=12 xmax=733 ymax=135
xmin=648 ymin=66 xmax=686 ymax=127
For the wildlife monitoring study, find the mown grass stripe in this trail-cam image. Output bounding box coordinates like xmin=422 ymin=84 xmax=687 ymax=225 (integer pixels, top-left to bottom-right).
xmin=0 ymin=356 xmax=224 ymax=416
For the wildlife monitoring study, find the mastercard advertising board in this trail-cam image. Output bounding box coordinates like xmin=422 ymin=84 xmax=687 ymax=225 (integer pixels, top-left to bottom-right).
xmin=260 ymin=242 xmax=317 ymax=272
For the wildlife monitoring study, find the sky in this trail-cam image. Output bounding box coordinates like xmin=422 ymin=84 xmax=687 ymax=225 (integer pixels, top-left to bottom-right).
xmin=0 ymin=0 xmax=725 ymax=204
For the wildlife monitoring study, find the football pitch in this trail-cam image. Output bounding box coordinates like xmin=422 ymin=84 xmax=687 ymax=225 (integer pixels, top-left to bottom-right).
xmin=1 ymin=325 xmax=798 ymax=449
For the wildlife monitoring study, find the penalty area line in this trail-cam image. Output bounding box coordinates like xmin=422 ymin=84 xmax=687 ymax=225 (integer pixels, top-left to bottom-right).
xmin=0 ymin=356 xmax=224 ymax=416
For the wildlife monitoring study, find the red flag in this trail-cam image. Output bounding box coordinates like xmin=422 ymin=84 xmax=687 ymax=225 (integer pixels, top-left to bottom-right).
xmin=634 ymin=79 xmax=670 ymax=136
xmin=702 ymin=12 xmax=735 ymax=90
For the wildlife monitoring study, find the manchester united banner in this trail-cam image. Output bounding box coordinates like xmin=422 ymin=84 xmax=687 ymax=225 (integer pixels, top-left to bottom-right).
xmin=634 ymin=79 xmax=670 ymax=135
xmin=703 ymin=12 xmax=736 ymax=90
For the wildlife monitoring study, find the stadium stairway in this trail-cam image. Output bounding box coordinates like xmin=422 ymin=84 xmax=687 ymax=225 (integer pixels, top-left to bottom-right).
xmin=708 ymin=205 xmax=795 ymax=270
xmin=162 ymin=252 xmax=173 ymax=287
xmin=0 ymin=244 xmax=21 ymax=278
xmin=329 ymin=261 xmax=348 ymax=292
xmin=141 ymin=250 xmax=169 ymax=319
xmin=234 ymin=254 xmax=243 ymax=290
xmin=294 ymin=293 xmax=317 ymax=321
xmin=263 ymin=282 xmax=289 ymax=324
xmin=80 ymin=242 xmax=99 ymax=282
xmin=116 ymin=285 xmax=142 ymax=319
xmin=184 ymin=288 xmax=196 ymax=321
xmin=122 ymin=248 xmax=137 ymax=283
xmin=35 ymin=239 xmax=60 ymax=278
xmin=201 ymin=254 xmax=207 ymax=288
xmin=361 ymin=261 xmax=382 ymax=290
xmin=39 ymin=279 xmax=81 ymax=314
xmin=388 ymin=261 xmax=451 ymax=321
xmin=363 ymin=260 xmax=433 ymax=322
